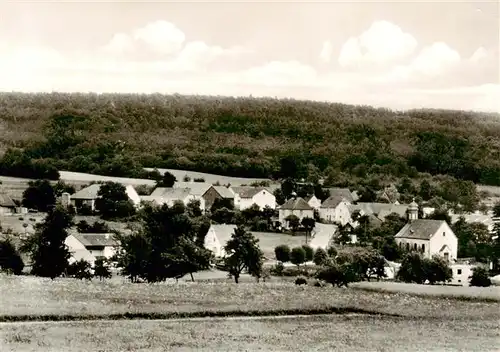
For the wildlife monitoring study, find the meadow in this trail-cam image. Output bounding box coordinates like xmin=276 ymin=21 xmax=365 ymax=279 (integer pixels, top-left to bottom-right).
xmin=1 ymin=275 xmax=499 ymax=321
xmin=1 ymin=314 xmax=499 ymax=352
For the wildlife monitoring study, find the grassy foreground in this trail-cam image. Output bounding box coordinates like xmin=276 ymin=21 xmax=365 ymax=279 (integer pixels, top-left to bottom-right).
xmin=1 ymin=315 xmax=499 ymax=352
xmin=1 ymin=275 xmax=499 ymax=321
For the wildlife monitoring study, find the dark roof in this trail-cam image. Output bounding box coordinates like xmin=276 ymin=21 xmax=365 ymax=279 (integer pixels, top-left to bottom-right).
xmin=213 ymin=186 xmax=235 ymax=199
xmin=320 ymin=195 xmax=348 ymax=209
xmin=231 ymin=186 xmax=270 ymax=199
xmin=395 ymin=219 xmax=445 ymax=240
xmin=72 ymin=184 xmax=101 ymax=200
xmin=72 ymin=233 xmax=118 ymax=247
xmin=326 ymin=188 xmax=354 ymax=202
xmin=0 ymin=193 xmax=16 ymax=208
xmin=280 ymin=197 xmax=313 ymax=211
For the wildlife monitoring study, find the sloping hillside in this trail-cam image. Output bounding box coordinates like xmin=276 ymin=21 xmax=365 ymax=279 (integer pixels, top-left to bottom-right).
xmin=1 ymin=92 xmax=500 ymax=186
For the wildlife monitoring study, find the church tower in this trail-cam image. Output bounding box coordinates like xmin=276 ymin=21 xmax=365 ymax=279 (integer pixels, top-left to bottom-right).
xmin=407 ymin=199 xmax=419 ymax=222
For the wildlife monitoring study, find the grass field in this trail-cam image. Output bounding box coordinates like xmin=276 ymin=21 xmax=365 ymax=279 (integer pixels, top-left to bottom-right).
xmin=1 ymin=275 xmax=499 ymax=320
xmin=1 ymin=314 xmax=499 ymax=352
xmin=252 ymin=231 xmax=306 ymax=259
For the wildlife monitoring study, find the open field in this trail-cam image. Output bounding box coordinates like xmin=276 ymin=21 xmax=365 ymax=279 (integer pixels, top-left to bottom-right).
xmin=1 ymin=275 xmax=499 ymax=320
xmin=252 ymin=231 xmax=306 ymax=259
xmin=1 ymin=314 xmax=499 ymax=352
xmin=352 ymin=281 xmax=500 ymax=300
xmin=143 ymin=167 xmax=277 ymax=188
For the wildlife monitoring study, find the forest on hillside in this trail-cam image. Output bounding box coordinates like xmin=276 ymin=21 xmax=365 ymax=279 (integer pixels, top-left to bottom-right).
xmin=0 ymin=92 xmax=500 ymax=188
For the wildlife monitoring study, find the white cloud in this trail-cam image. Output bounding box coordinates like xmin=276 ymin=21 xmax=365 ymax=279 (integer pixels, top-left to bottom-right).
xmin=470 ymin=47 xmax=488 ymax=63
xmin=236 ymin=60 xmax=317 ymax=87
xmin=131 ymin=20 xmax=185 ymax=55
xmin=319 ymin=40 xmax=333 ymax=63
xmin=338 ymin=20 xmax=418 ymax=68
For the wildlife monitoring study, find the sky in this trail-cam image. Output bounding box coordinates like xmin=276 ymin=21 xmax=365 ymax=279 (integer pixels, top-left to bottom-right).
xmin=0 ymin=1 xmax=498 ymax=112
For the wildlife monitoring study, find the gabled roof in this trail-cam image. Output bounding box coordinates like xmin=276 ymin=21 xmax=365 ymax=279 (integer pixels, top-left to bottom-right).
xmin=395 ymin=219 xmax=445 ymax=240
xmin=231 ymin=186 xmax=270 ymax=199
xmin=172 ymin=182 xmax=212 ymax=196
xmin=304 ymin=195 xmax=317 ymax=202
xmin=0 ymin=192 xmax=16 ymax=208
xmin=150 ymin=187 xmax=191 ymax=201
xmin=213 ymin=186 xmax=235 ymax=199
xmin=320 ymin=195 xmax=348 ymax=209
xmin=72 ymin=233 xmax=118 ymax=247
xmin=209 ymin=224 xmax=237 ymax=245
xmin=355 ymin=203 xmax=409 ymax=219
xmin=325 ymin=188 xmax=354 ymax=202
xmin=280 ymin=197 xmax=314 ymax=211
xmin=72 ymin=184 xmax=101 ymax=200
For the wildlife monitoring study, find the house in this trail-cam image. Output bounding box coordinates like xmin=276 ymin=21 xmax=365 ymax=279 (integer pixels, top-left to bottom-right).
xmin=0 ymin=192 xmax=17 ymax=215
xmin=146 ymin=188 xmax=204 ymax=210
xmin=69 ymin=183 xmax=141 ymax=212
xmin=278 ymin=197 xmax=314 ymax=229
xmin=376 ymin=184 xmax=400 ymax=204
xmin=394 ymin=201 xmax=458 ymax=263
xmin=353 ymin=202 xmax=409 ymax=221
xmin=204 ymin=224 xmax=237 ymax=257
xmin=309 ymin=223 xmax=338 ymax=250
xmin=213 ymin=186 xmax=235 ymax=201
xmin=450 ymin=212 xmax=496 ymax=233
xmin=318 ymin=195 xmax=352 ymax=225
xmin=325 ymin=188 xmax=356 ymax=203
xmin=450 ymin=262 xmax=477 ymax=286
xmin=304 ymin=195 xmax=322 ymax=210
xmin=173 ymin=182 xmax=221 ymax=210
xmin=65 ymin=232 xmax=119 ymax=266
xmin=230 ymin=186 xmax=276 ymax=210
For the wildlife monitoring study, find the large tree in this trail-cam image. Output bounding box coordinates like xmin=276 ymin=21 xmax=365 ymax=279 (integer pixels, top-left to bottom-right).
xmin=95 ymin=181 xmax=135 ymax=219
xmin=21 ymin=205 xmax=73 ymax=279
xmin=223 ymin=226 xmax=264 ymax=283
xmin=0 ymin=237 xmax=24 ymax=275
xmin=22 ymin=179 xmax=56 ymax=212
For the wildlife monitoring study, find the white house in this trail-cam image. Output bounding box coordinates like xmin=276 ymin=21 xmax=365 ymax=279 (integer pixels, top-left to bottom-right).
xmin=69 ymin=183 xmax=141 ymax=212
xmin=394 ymin=201 xmax=458 ymax=263
xmin=204 ymin=224 xmax=237 ymax=257
xmin=304 ymin=195 xmax=322 ymax=210
xmin=318 ymin=195 xmax=352 ymax=225
xmin=450 ymin=263 xmax=476 ymax=286
xmin=65 ymin=233 xmax=119 ymax=266
xmin=309 ymin=223 xmax=338 ymax=250
xmin=278 ymin=197 xmax=314 ymax=229
xmin=145 ymin=188 xmax=205 ymax=210
xmin=0 ymin=192 xmax=17 ymax=215
xmin=230 ymin=186 xmax=276 ymax=210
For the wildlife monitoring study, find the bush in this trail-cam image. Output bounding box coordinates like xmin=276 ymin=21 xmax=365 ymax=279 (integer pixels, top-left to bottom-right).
xmin=193 ymin=177 xmax=205 ymax=182
xmin=67 ymin=259 xmax=93 ymax=280
xmin=397 ymin=253 xmax=452 ymax=284
xmin=93 ymin=257 xmax=112 ymax=281
xmin=295 ymin=276 xmax=308 ymax=285
xmin=270 ymin=262 xmax=285 ymax=276
xmin=290 ymin=247 xmax=306 ymax=267
xmin=315 ymin=262 xmax=359 ymax=287
xmin=301 ymin=245 xmax=314 ymax=262
xmin=423 ymin=256 xmax=452 ymax=285
xmin=0 ymin=238 xmax=24 ymax=275
xmin=313 ymin=247 xmax=329 ymax=265
xmin=327 ymin=246 xmax=337 ymax=257
xmin=274 ymin=245 xmax=291 ymax=263
xmin=469 ymin=267 xmax=492 ymax=287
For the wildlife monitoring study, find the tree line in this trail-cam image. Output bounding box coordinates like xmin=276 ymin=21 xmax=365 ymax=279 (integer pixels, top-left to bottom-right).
xmin=1 ymin=92 xmax=500 ymax=189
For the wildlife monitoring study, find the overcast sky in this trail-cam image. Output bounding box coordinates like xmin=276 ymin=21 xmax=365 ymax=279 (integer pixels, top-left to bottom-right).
xmin=0 ymin=1 xmax=498 ymax=112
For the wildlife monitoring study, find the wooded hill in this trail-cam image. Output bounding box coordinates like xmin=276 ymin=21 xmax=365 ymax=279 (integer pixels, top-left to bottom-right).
xmin=0 ymin=92 xmax=500 ymax=187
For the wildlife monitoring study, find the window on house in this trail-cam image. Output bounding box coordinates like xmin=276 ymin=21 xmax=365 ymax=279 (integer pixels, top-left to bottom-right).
xmin=457 ymin=269 xmax=462 ymax=275
xmin=421 ymin=244 xmax=425 ymax=252
xmin=443 ymin=232 xmax=445 ymax=236
xmin=413 ymin=243 xmax=417 ymax=251
xmin=458 ymin=279 xmax=461 ymax=283
xmin=406 ymin=243 xmax=410 ymax=251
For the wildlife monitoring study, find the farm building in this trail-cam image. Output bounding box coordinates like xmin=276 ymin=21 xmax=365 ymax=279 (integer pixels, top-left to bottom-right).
xmin=230 ymin=186 xmax=276 ymax=210
xmin=394 ymin=201 xmax=458 ymax=263
xmin=69 ymin=183 xmax=141 ymax=213
xmin=304 ymin=195 xmax=321 ymax=210
xmin=172 ymin=182 xmax=221 ymax=210
xmin=318 ymin=195 xmax=352 ymax=225
xmin=0 ymin=192 xmax=17 ymax=215
xmin=145 ymin=188 xmax=205 ymax=210
xmin=65 ymin=232 xmax=119 ymax=266
xmin=204 ymin=224 xmax=237 ymax=257
xmin=278 ymin=197 xmax=314 ymax=229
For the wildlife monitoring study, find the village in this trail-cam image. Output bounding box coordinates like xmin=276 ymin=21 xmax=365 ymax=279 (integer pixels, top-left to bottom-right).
xmin=1 ymin=169 xmax=499 ymax=288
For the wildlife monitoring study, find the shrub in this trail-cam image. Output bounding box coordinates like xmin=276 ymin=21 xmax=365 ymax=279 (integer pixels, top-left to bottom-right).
xmin=270 ymin=262 xmax=285 ymax=276
xmin=469 ymin=267 xmax=492 ymax=287
xmin=313 ymin=247 xmax=329 ymax=265
xmin=67 ymin=259 xmax=93 ymax=280
xmin=0 ymin=238 xmax=24 ymax=275
xmin=423 ymin=256 xmax=452 ymax=285
xmin=295 ymin=276 xmax=308 ymax=285
xmin=93 ymin=257 xmax=112 ymax=281
xmin=315 ymin=262 xmax=359 ymax=287
xmin=194 ymin=177 xmax=205 ymax=182
xmin=274 ymin=245 xmax=291 ymax=263
xmin=327 ymin=246 xmax=337 ymax=257
xmin=301 ymin=244 xmax=314 ymax=262
xmin=290 ymin=247 xmax=306 ymax=267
